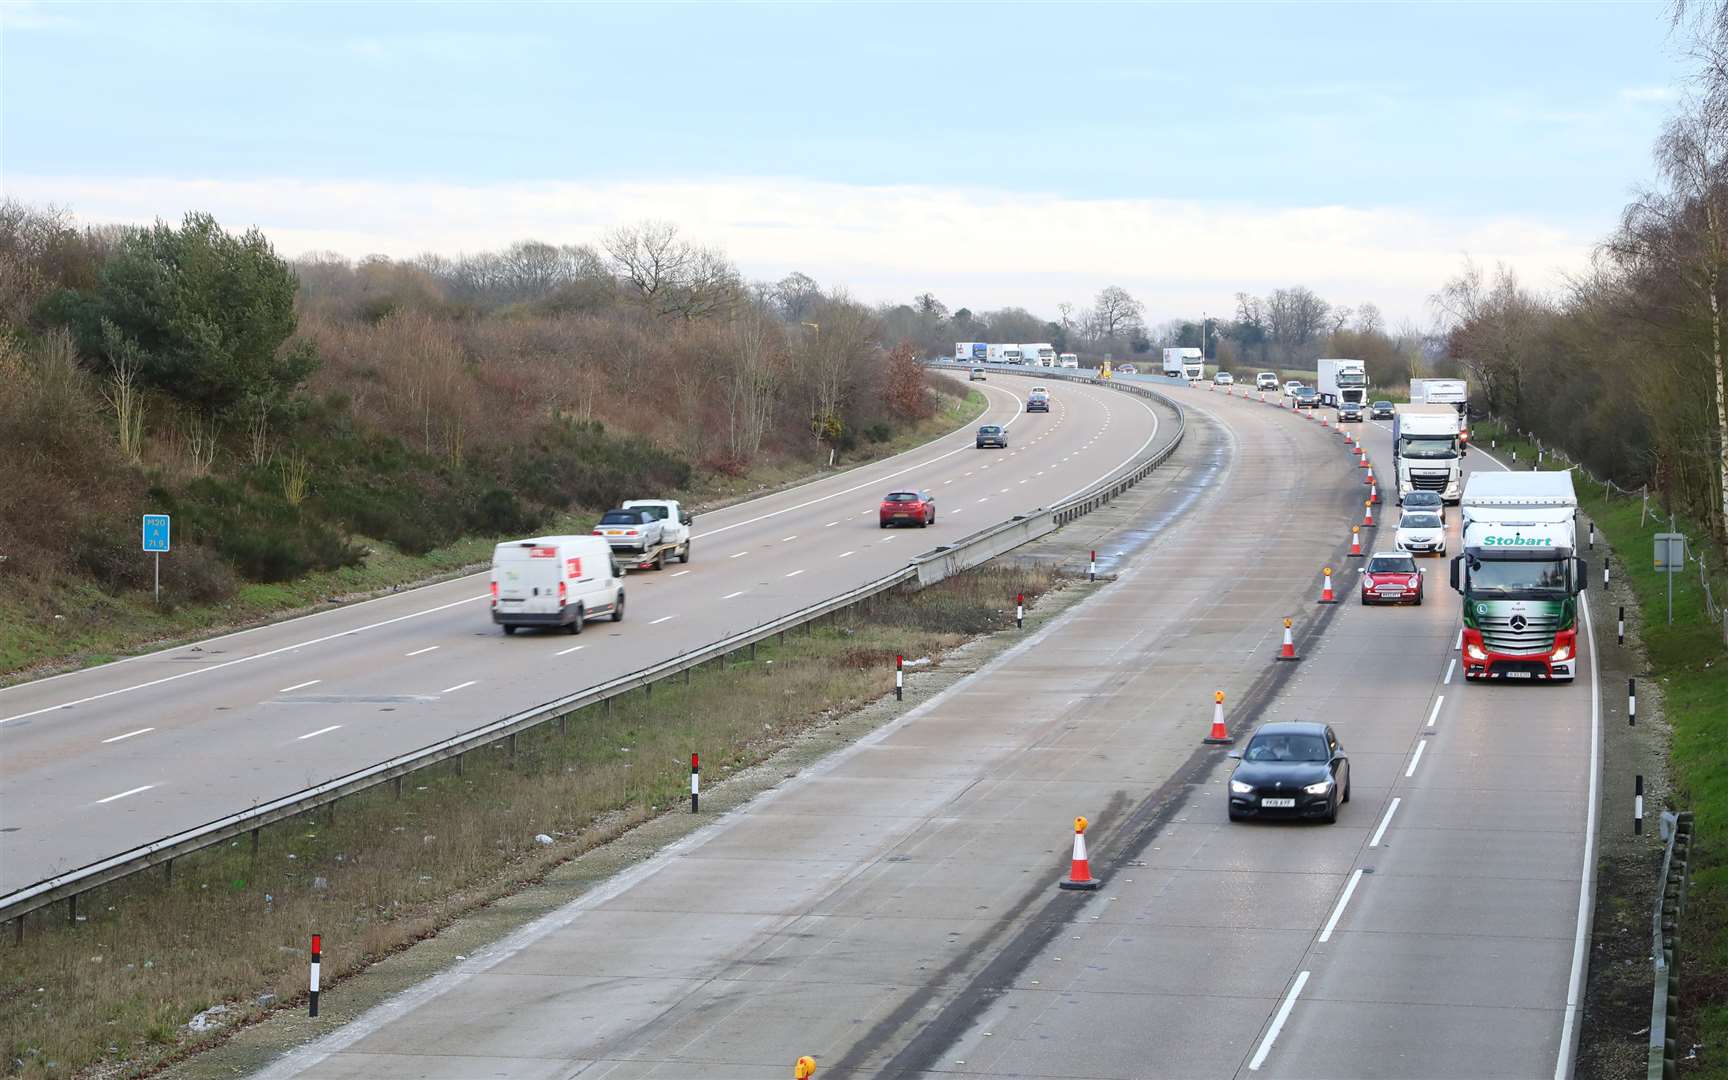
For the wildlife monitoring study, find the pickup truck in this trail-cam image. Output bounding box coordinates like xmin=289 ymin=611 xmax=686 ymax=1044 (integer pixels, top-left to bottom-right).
xmin=593 ymin=499 xmax=695 ymax=570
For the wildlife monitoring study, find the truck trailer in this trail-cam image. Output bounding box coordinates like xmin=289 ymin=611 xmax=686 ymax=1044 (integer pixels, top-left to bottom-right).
xmin=986 ymin=344 xmax=1024 ymax=365
xmin=1410 ymin=378 xmax=1470 ymax=441
xmin=1316 ymin=358 xmax=1369 ymax=409
xmin=1392 ymin=404 xmax=1464 ymax=504
xmin=1019 ymin=343 xmax=1056 ymax=367
xmin=954 ymin=342 xmax=988 ymax=364
xmin=1451 ymin=471 xmax=1587 ymax=681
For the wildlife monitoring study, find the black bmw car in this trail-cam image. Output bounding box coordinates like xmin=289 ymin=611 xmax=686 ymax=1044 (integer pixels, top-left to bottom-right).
xmin=1227 ymin=722 xmax=1351 ymax=823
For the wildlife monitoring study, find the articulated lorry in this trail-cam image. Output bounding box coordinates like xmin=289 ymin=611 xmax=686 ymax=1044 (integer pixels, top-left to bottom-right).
xmin=1392 ymin=403 xmax=1465 ymax=504
xmin=1316 ymin=358 xmax=1369 ymax=409
xmin=1162 ymin=347 xmax=1203 ymax=379
xmin=1019 ymin=343 xmax=1056 ymax=367
xmin=1410 ymin=378 xmax=1470 ymax=441
xmin=955 ymin=342 xmax=988 ymax=364
xmin=986 ymin=343 xmax=1023 ymax=365
xmin=1451 ymin=471 xmax=1587 ymax=682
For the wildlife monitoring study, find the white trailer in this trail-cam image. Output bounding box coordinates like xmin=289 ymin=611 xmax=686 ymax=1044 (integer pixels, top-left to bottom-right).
xmin=955 ymin=342 xmax=988 ymax=364
xmin=1019 ymin=343 xmax=1056 ymax=367
xmin=1316 ymin=358 xmax=1369 ymax=408
xmin=986 ymin=344 xmax=1024 ymax=365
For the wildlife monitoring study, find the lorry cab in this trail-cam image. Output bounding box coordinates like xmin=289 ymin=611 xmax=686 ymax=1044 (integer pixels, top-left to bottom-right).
xmin=491 ymin=535 xmax=623 ymax=635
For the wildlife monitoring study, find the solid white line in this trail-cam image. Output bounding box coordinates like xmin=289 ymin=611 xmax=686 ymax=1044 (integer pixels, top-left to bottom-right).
xmin=1249 ymin=970 xmax=1310 ymax=1070
xmin=670 ymin=570 xmax=691 ymax=578
xmin=1318 ymin=868 xmax=1364 ymax=943
xmin=650 ymin=615 xmax=675 ymax=625
xmin=440 ymin=681 xmax=476 ymax=693
xmin=1404 ymin=739 xmax=1427 ymax=778
xmin=728 ymin=551 xmax=748 ymax=559
xmin=722 ymin=591 xmax=746 ymax=599
xmin=1454 ymin=628 xmax=1463 ymax=651
xmin=96 ymin=785 xmax=154 ymax=804
xmin=1369 ymin=797 xmax=1401 ymax=847
xmin=278 ymin=680 xmax=322 ymax=694
xmin=785 ymin=569 xmax=805 ymax=578
xmin=555 ymin=645 xmax=585 ymax=656
xmin=1 ymin=593 xmax=484 ymax=726
xmin=1556 ymin=576 xmax=1604 ymax=1079
xmin=297 ymin=725 xmax=342 ymax=741
xmin=1444 ymin=658 xmax=1456 ymax=684
xmin=1426 ymin=696 xmax=1444 ymax=728
xmin=405 ymin=646 xmax=439 ymax=657
xmin=838 ymin=551 xmax=855 ymax=559
xmin=102 ymin=727 xmax=154 ymax=744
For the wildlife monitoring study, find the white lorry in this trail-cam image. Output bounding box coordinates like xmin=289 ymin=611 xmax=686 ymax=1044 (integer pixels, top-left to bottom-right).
xmin=986 ymin=343 xmax=1023 ymax=365
xmin=1392 ymin=404 xmax=1464 ymax=504
xmin=954 ymin=342 xmax=989 ymax=364
xmin=1410 ymin=378 xmax=1470 ymax=440
xmin=1451 ymin=471 xmax=1587 ymax=682
xmin=1019 ymin=343 xmax=1056 ymax=367
xmin=1058 ymin=352 xmax=1080 ymax=369
xmin=490 ymin=535 xmax=625 ymax=635
xmin=1162 ymin=347 xmax=1203 ymax=379
xmin=1315 ymin=358 xmax=1369 ymax=409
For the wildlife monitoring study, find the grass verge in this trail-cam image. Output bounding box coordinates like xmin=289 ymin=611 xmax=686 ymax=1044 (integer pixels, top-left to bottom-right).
xmin=0 ymin=561 xmax=1068 ymax=1080
xmin=1475 ymin=418 xmax=1728 ymax=1077
xmin=0 ymin=387 xmax=986 ymax=685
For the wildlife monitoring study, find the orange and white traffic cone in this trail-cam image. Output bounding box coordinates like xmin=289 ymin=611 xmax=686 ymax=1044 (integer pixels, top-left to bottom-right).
xmin=1318 ymin=566 xmax=1338 ymax=604
xmin=1358 ymin=450 xmax=1371 ymax=469
xmin=1320 ymin=413 xmax=1330 ymax=428
xmin=1370 ymin=481 xmax=1380 ymax=505
xmin=1058 ymin=816 xmax=1101 ymax=890
xmin=1277 ymin=617 xmax=1299 ymax=662
xmin=1364 ymin=465 xmax=1375 ymax=487
xmin=1363 ymin=500 xmax=1376 ymax=528
xmin=1348 ymin=525 xmax=1364 ymax=558
xmin=1204 ymin=690 xmax=1233 ymax=744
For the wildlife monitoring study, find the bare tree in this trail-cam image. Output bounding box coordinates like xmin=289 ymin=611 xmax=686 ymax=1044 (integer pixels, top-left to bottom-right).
xmin=1356 ymin=302 xmax=1384 ymax=335
xmin=773 ymin=272 xmax=822 ymax=322
xmin=1264 ymin=286 xmax=1331 ymax=362
xmin=724 ymin=299 xmax=787 ymax=462
xmin=605 ymin=220 xmax=742 ymax=320
xmin=1090 ymin=285 xmax=1145 ymax=339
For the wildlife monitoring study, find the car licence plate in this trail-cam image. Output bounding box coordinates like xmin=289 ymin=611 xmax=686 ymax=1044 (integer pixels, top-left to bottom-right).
xmin=1261 ymin=797 xmax=1296 ymax=808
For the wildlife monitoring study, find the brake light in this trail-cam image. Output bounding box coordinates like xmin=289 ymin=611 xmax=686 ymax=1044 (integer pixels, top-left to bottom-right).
xmin=626 ymin=530 xmax=638 ymax=536
xmin=490 ymin=581 xmax=498 ymax=608
xmin=558 ymin=580 xmax=567 ymax=605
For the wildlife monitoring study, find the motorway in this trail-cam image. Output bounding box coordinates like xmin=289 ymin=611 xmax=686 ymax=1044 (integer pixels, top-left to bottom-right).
xmin=241 ymin=382 xmax=1601 ymax=1078
xmin=0 ymin=374 xmax=1174 ymax=895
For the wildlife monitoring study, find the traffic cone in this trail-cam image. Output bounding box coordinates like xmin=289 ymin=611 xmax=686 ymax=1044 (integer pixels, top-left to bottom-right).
xmin=1318 ymin=567 xmax=1338 ymax=604
xmin=1348 ymin=526 xmax=1364 ymax=558
xmin=1364 ymin=465 xmax=1376 ymax=487
xmin=1058 ymin=816 xmax=1101 ymax=890
xmin=1277 ymin=617 xmax=1299 ymax=662
xmin=1320 ymin=414 xmax=1330 ymax=428
xmin=1363 ymin=500 xmax=1376 ymax=528
xmin=1354 ymin=441 xmax=1365 ymax=459
xmin=1204 ymin=690 xmax=1233 ymax=744
xmin=1370 ymin=481 xmax=1380 ymax=505
xmin=1359 ymin=450 xmax=1371 ymax=469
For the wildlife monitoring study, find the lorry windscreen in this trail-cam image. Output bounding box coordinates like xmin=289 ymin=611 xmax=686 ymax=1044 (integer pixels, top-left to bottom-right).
xmin=1399 ymin=437 xmax=1457 ymax=459
xmin=1338 ymin=373 xmax=1368 ymax=386
xmin=1467 ymin=557 xmax=1568 ymax=596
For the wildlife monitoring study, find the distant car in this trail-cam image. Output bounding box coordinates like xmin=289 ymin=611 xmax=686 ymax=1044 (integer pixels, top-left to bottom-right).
xmin=1030 ymin=385 xmax=1049 ymax=394
xmin=593 ymin=508 xmax=664 ymax=554
xmin=1283 ymin=380 xmax=1304 ymax=398
xmin=879 ymin=489 xmax=935 ymax=528
xmin=1400 ymin=490 xmax=1444 ymax=513
xmin=1027 ymin=391 xmax=1050 ymax=412
xmin=1256 ymin=372 xmax=1280 ymax=391
xmin=1117 ymin=364 xmax=1137 ymax=375
xmin=1395 ymin=510 xmax=1447 ymax=557
xmin=1227 ymin=722 xmax=1351 ymax=823
xmin=976 ymin=424 xmax=1008 ymax=449
xmin=1214 ymin=372 xmax=1235 ymax=386
xmin=1337 ymin=401 xmax=1363 ymax=422
xmin=1293 ymin=387 xmax=1319 ymax=409
xmin=969 ymin=367 xmax=986 ymax=381
xmin=1371 ymin=400 xmax=1395 ymax=420
xmin=1360 ymin=551 xmax=1424 ymax=605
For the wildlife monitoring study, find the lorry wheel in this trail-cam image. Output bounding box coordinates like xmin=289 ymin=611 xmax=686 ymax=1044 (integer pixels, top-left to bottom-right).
xmin=611 ymin=592 xmax=625 ymax=622
xmin=502 ymin=625 xmax=516 ymax=636
xmin=569 ymin=605 xmax=584 ymax=634
xmin=679 ymin=542 xmax=691 ymax=564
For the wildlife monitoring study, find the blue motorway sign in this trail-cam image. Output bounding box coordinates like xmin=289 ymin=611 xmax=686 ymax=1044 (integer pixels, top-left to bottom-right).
xmin=142 ymin=514 xmax=171 ymax=553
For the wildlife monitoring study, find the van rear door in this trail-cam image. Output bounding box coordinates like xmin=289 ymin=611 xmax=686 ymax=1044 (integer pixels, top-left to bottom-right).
xmin=495 ymin=542 xmax=563 ymax=616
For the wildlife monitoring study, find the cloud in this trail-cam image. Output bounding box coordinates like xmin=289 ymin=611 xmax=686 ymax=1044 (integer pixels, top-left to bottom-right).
xmin=1621 ymin=85 xmax=1679 ymax=104
xmin=4 ymin=174 xmax=1594 ymax=324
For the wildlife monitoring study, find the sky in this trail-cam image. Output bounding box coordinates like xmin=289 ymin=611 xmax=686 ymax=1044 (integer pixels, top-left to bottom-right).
xmin=0 ymin=0 xmax=1698 ymax=326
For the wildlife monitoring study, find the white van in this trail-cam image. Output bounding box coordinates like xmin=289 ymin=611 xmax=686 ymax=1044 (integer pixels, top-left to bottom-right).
xmin=490 ymin=535 xmax=624 ymax=635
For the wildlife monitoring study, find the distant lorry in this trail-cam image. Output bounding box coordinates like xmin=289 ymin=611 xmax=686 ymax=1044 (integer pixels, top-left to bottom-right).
xmin=955 ymin=342 xmax=989 ymax=364
xmin=1162 ymin=347 xmax=1203 ymax=379
xmin=1410 ymin=378 xmax=1470 ymax=441
xmin=1019 ymin=343 xmax=1056 ymax=367
xmin=490 ymin=535 xmax=624 ymax=634
xmin=1058 ymin=352 xmax=1080 ymax=368
xmin=1315 ymin=358 xmax=1369 ymax=409
xmin=1392 ymin=404 xmax=1464 ymax=504
xmin=1452 ymin=471 xmax=1586 ymax=682
xmin=987 ymin=344 xmax=1024 ymax=365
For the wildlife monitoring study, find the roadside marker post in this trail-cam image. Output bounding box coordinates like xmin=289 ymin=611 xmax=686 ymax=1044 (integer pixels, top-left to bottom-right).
xmin=1618 ymin=606 xmax=1625 ymax=646
xmin=1635 ymin=775 xmax=1645 ymax=835
xmin=309 ymin=934 xmax=322 ymax=1017
xmin=690 ymin=753 xmax=700 ymax=813
xmin=1089 ymin=550 xmax=1097 ymax=581
xmin=1016 ymin=592 xmax=1024 ymax=629
xmin=895 ymin=654 xmax=903 ymax=701
xmin=1588 ymin=520 xmax=1595 ymax=550
xmin=1604 ymin=555 xmax=1611 ymax=588
xmin=1629 ymin=678 xmax=1637 ymax=726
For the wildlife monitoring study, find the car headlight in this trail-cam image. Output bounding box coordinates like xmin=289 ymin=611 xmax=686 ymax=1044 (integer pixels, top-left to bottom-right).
xmin=1229 ymin=780 xmax=1253 ymax=795
xmin=1303 ymin=780 xmax=1333 ymax=795
xmin=1551 ymin=645 xmax=1572 ymax=662
xmin=1466 ymin=643 xmax=1488 ymax=660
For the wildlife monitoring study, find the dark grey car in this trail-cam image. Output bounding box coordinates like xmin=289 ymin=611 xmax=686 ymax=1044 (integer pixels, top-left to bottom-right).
xmin=976 ymin=424 xmax=1008 ymax=449
xmin=1227 ymin=722 xmax=1351 ymax=823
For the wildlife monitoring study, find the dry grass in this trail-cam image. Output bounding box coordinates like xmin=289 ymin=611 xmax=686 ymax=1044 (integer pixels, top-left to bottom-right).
xmin=0 ymin=564 xmax=1070 ymax=1079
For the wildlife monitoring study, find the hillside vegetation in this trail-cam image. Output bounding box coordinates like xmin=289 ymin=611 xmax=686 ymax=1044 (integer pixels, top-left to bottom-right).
xmin=0 ymin=206 xmax=968 ymax=677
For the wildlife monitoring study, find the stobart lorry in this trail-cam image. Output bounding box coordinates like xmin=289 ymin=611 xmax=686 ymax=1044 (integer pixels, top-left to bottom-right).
xmin=1392 ymin=403 xmax=1465 ymax=504
xmin=1450 ymin=472 xmax=1588 ymax=682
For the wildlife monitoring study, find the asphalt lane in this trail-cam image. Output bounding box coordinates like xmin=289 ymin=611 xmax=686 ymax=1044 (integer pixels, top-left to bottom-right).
xmin=0 ymin=375 xmax=1170 ymax=894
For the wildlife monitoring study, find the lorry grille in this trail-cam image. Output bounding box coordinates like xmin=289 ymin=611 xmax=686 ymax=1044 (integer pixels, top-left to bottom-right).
xmin=1480 ymin=613 xmax=1560 ymax=654
xmin=1410 ymin=473 xmax=1450 ymax=492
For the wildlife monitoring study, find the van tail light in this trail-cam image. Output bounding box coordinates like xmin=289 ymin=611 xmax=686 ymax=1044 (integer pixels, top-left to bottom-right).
xmin=558 ymin=580 xmax=568 ymax=605
xmin=490 ymin=581 xmax=498 ymax=609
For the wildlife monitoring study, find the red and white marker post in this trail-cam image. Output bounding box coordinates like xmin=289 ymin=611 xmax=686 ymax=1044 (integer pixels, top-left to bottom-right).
xmin=309 ymin=934 xmax=322 ymax=1017
xmin=690 ymin=752 xmax=700 ymax=813
xmin=1016 ymin=592 xmax=1024 ymax=629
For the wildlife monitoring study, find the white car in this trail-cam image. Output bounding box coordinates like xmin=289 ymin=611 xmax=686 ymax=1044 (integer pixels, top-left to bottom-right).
xmin=1030 ymin=385 xmax=1049 ymax=395
xmin=1256 ymin=372 xmax=1279 ymax=391
xmin=1117 ymin=364 xmax=1137 ymax=375
xmin=1283 ymin=380 xmax=1304 ymax=398
xmin=1394 ymin=510 xmax=1447 ymax=557
xmin=1214 ymin=372 xmax=1234 ymax=386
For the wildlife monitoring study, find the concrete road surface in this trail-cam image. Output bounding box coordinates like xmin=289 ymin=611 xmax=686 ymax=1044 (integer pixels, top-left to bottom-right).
xmin=0 ymin=376 xmax=1176 ymax=895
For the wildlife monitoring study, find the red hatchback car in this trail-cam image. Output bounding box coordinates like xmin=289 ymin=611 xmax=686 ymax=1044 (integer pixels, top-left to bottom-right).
xmin=1360 ymin=551 xmax=1424 ymax=605
xmin=880 ymin=490 xmax=935 ymax=528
